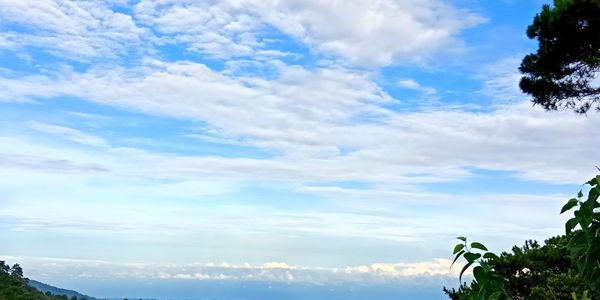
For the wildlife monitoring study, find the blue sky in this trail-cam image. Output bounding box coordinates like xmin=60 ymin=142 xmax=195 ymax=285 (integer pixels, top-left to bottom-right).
xmin=1 ymin=0 xmax=599 ymax=297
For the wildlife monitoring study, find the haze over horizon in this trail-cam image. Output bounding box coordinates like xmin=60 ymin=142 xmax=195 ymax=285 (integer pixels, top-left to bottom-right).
xmin=1 ymin=0 xmax=599 ymax=298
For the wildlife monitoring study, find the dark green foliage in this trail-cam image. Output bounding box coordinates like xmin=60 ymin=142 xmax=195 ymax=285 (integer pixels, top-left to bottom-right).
xmin=519 ymin=0 xmax=600 ymax=113
xmin=0 ymin=261 xmax=86 ymax=300
xmin=445 ymin=235 xmax=596 ymax=299
xmin=447 ymin=175 xmax=600 ymax=299
xmin=443 ymin=282 xmax=478 ymax=300
xmin=10 ymin=264 xmax=23 ymax=279
xmin=493 ymin=236 xmax=594 ymax=299
xmin=0 ymin=262 xmax=9 ymax=276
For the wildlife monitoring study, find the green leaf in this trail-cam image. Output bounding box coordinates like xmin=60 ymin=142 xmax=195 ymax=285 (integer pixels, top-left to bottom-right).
xmin=464 ymin=252 xmax=482 ymax=263
xmin=453 ymin=244 xmax=465 ymax=254
xmin=472 ymin=266 xmax=486 ymax=283
xmin=459 ymin=261 xmax=473 ymax=283
xmin=451 ymin=250 xmax=465 ymax=268
xmin=578 ymin=190 xmax=584 ymax=198
xmin=470 ymin=242 xmax=489 ymax=251
xmin=561 ymin=198 xmax=579 ymax=213
xmin=457 ymin=236 xmax=467 ymax=242
xmin=566 ymin=218 xmax=579 ymax=234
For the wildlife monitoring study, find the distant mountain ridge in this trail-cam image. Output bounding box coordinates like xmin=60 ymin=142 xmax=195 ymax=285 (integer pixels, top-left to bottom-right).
xmin=28 ymin=279 xmax=98 ymax=300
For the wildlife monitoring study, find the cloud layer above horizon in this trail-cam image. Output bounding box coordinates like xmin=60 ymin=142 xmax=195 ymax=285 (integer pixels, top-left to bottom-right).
xmin=0 ymin=0 xmax=597 ymax=289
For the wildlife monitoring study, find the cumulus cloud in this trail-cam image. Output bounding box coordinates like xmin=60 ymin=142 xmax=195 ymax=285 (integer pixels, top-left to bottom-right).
xmin=258 ymin=0 xmax=485 ymax=66
xmin=133 ymin=0 xmax=484 ymax=66
xmin=0 ymin=0 xmax=484 ymax=67
xmin=134 ymin=0 xmax=271 ymax=59
xmin=262 ymin=262 xmax=292 ymax=269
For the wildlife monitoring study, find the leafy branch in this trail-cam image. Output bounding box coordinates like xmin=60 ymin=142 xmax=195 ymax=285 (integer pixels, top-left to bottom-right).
xmin=560 ymin=175 xmax=600 ymax=292
xmin=450 ymin=237 xmax=509 ymax=300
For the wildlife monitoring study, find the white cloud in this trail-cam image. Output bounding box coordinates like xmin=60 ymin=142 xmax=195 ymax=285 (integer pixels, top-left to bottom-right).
xmin=133 ymin=0 xmax=484 ymax=66
xmin=262 ymin=262 xmax=292 ymax=269
xmin=259 ymin=0 xmax=485 ymax=66
xmin=347 ymin=259 xmax=462 ymax=277
xmin=0 ymin=0 xmax=484 ymax=67
xmin=398 ymin=78 xmax=437 ymax=95
xmin=0 ymin=0 xmax=146 ymax=59
xmin=0 ymin=60 xmax=598 ymax=185
xmin=135 ymin=1 xmax=272 ymax=59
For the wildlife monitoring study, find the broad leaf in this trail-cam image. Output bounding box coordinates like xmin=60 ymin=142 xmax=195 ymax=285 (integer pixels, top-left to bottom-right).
xmin=453 ymin=244 xmax=465 ymax=254
xmin=566 ymin=217 xmax=579 ymax=234
xmin=471 ymin=242 xmax=489 ymax=251
xmin=464 ymin=252 xmax=482 ymax=263
xmin=561 ymin=198 xmax=579 ymax=214
xmin=459 ymin=261 xmax=473 ymax=283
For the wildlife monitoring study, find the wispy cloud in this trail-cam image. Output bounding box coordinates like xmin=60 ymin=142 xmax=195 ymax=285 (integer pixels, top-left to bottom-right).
xmin=1 ymin=63 xmax=598 ymax=184
xmin=30 ymin=121 xmax=108 ymax=147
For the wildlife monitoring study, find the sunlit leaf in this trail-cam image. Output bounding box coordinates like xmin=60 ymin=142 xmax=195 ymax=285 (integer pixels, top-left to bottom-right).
xmin=453 ymin=244 xmax=465 ymax=254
